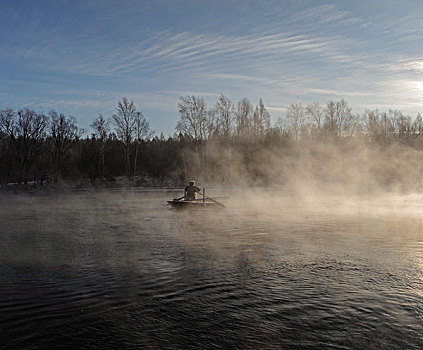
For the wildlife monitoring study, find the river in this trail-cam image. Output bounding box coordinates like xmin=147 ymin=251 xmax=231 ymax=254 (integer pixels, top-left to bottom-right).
xmin=0 ymin=190 xmax=422 ymax=349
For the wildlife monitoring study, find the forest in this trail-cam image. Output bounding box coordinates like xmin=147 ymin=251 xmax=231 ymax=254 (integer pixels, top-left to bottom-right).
xmin=1 ymin=95 xmax=423 ymax=193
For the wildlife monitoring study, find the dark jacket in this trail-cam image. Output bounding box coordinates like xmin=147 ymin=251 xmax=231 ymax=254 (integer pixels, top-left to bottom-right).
xmin=184 ymin=184 xmax=201 ymax=201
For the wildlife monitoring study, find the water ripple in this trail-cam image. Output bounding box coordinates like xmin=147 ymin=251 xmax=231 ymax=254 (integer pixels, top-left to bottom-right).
xmin=1 ymin=192 xmax=422 ymax=349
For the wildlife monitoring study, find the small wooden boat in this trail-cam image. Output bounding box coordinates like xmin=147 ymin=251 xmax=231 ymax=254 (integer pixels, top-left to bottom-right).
xmin=167 ymin=199 xmax=222 ymax=209
xmin=168 ymin=188 xmax=227 ymax=209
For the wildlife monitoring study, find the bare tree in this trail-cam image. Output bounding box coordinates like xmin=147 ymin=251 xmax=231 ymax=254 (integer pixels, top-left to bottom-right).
xmin=176 ymin=96 xmax=209 ymax=169
xmin=413 ymin=112 xmax=422 ymax=135
xmin=214 ymin=94 xmax=234 ymax=137
xmin=275 ymin=116 xmax=290 ymax=137
xmin=252 ymin=98 xmax=271 ymax=137
xmin=362 ymin=109 xmax=380 ymax=139
xmin=0 ymin=109 xmax=15 ymax=132
xmin=48 ymin=111 xmax=80 ymax=182
xmin=0 ymin=108 xmax=48 ymax=183
xmin=133 ymin=111 xmax=153 ymax=176
xmin=90 ymin=114 xmax=110 ymax=178
xmin=322 ymin=99 xmax=355 ymax=136
xmin=362 ymin=109 xmax=395 ymax=141
xmin=389 ymin=109 xmax=412 ymax=138
xmin=286 ymin=103 xmax=306 ymax=141
xmin=380 ymin=112 xmax=393 ymax=139
xmin=306 ymin=102 xmax=324 ymax=131
xmin=113 ymin=97 xmax=137 ymax=177
xmin=335 ymin=99 xmax=354 ymax=136
xmin=205 ymin=109 xmax=218 ymax=139
xmin=176 ymin=96 xmax=208 ymax=140
xmin=324 ymin=100 xmax=337 ymax=135
xmin=235 ymin=98 xmax=253 ymax=136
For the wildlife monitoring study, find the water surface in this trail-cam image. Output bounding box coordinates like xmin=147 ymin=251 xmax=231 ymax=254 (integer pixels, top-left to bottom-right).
xmin=1 ymin=191 xmax=422 ymax=349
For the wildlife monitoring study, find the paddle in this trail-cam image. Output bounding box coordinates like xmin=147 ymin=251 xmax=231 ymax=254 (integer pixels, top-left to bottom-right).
xmin=202 ymin=194 xmax=226 ymax=208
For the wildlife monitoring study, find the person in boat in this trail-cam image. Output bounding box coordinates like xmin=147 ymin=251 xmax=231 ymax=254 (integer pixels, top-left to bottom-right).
xmin=184 ymin=180 xmax=202 ymax=201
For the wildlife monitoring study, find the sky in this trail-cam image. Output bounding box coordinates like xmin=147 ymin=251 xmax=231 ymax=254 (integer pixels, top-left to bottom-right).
xmin=1 ymin=0 xmax=423 ymax=136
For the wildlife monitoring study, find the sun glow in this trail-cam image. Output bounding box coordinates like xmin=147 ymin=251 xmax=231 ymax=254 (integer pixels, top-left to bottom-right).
xmin=411 ymin=80 xmax=423 ymax=91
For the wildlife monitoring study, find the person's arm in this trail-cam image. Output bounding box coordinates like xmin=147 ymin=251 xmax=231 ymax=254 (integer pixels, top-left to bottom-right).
xmin=175 ymin=188 xmax=187 ymax=201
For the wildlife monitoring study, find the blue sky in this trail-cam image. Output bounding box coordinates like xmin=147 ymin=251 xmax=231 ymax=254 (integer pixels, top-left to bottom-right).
xmin=1 ymin=0 xmax=423 ymax=136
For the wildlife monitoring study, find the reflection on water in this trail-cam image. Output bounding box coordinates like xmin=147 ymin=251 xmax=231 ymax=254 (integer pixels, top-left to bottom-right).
xmin=0 ymin=191 xmax=422 ymax=349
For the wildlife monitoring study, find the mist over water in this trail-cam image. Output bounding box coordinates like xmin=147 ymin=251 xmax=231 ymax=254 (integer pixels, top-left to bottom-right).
xmin=0 ymin=190 xmax=422 ymax=349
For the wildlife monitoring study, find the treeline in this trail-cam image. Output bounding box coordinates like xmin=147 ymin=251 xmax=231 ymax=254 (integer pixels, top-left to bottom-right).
xmin=1 ymin=95 xmax=423 ymax=191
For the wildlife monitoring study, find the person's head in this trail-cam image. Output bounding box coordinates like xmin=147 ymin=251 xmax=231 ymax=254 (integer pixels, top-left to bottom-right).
xmin=189 ymin=180 xmax=195 ymax=186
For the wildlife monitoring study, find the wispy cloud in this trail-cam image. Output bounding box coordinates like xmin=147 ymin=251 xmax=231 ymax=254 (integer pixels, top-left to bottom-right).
xmin=305 ymin=88 xmax=378 ymax=98
xmin=267 ymin=106 xmax=287 ymax=112
xmin=1 ymin=22 xmax=367 ymax=78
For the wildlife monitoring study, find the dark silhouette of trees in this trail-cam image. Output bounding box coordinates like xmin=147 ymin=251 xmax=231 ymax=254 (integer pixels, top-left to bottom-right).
xmin=48 ymin=111 xmax=80 ymax=183
xmin=113 ymin=97 xmax=138 ymax=177
xmin=1 ymin=95 xmax=423 ymax=191
xmin=0 ymin=129 xmax=13 ymax=184
xmin=134 ymin=111 xmax=153 ymax=177
xmin=0 ymin=108 xmax=47 ymax=183
xmin=90 ymin=114 xmax=110 ymax=178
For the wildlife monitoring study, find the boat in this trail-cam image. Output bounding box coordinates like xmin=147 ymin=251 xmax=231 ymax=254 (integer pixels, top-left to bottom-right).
xmin=167 ymin=199 xmax=222 ymax=209
xmin=167 ymin=187 xmax=227 ymax=209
